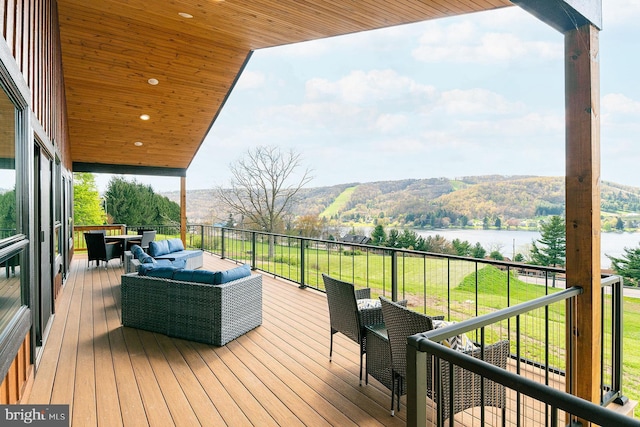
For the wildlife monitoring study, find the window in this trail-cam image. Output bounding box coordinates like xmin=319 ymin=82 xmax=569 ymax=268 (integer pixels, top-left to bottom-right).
xmin=0 ymin=84 xmax=21 ymax=332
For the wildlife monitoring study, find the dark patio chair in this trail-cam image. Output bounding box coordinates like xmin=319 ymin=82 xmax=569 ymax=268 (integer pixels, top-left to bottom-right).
xmin=322 ymin=273 xmax=384 ymax=385
xmin=380 ymin=296 xmax=508 ymax=424
xmin=84 ymin=232 xmax=121 ymax=268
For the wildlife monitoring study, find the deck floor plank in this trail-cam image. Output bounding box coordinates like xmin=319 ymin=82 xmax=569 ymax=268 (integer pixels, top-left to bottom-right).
xmin=153 ymin=334 xmax=227 ymax=426
xmin=72 ymin=266 xmax=98 ymax=426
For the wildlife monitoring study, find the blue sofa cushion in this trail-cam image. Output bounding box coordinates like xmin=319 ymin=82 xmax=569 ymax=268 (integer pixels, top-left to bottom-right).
xmin=173 ymin=269 xmax=216 ymax=285
xmin=214 ymin=264 xmax=251 ymax=285
xmin=167 ymin=238 xmax=185 ymax=253
xmin=138 ymin=264 xmax=182 ymax=278
xmin=149 ymin=240 xmax=170 ymax=257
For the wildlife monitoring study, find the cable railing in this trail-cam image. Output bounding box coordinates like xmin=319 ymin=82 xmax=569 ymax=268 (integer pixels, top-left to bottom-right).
xmin=75 ymin=224 xmax=629 ymax=423
xmin=406 ymin=285 xmax=635 ymax=426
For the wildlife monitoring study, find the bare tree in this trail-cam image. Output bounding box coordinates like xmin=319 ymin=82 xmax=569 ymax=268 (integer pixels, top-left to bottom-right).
xmin=215 ymin=145 xmax=313 ymax=237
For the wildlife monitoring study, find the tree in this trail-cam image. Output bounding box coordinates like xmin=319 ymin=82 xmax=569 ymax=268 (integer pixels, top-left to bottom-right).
xmin=294 ymin=214 xmax=323 ymax=238
xmin=452 ymin=238 xmax=472 ymax=257
xmin=471 ymin=242 xmax=486 ymax=259
xmin=399 ymin=229 xmax=418 ymax=249
xmin=215 ymin=146 xmax=312 ymax=235
xmin=616 ymin=217 xmax=624 ymax=231
xmin=530 ymin=216 xmax=566 ymax=268
xmin=73 ymin=173 xmax=105 ymax=225
xmin=530 ymin=215 xmax=565 ymax=287
xmin=385 ymin=229 xmax=400 ymax=248
xmin=105 ymin=177 xmax=179 ymax=226
xmin=370 ymin=224 xmax=386 ymax=246
xmin=608 ymin=245 xmax=640 ymax=287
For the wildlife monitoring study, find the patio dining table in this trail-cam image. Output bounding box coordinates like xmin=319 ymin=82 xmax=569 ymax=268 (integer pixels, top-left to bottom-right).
xmin=106 ymin=234 xmax=141 ymax=260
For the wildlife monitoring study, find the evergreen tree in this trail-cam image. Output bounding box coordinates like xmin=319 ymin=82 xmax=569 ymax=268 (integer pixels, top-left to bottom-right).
xmin=385 ymin=229 xmax=400 ymax=248
xmin=472 ymin=242 xmax=486 ymax=259
xmin=73 ymin=173 xmax=105 ymax=225
xmin=608 ymin=246 xmax=640 ymax=287
xmin=530 ymin=216 xmax=566 ymax=267
xmin=452 ymin=238 xmax=472 ymax=256
xmin=105 ymin=177 xmax=179 ymax=226
xmin=399 ymin=229 xmax=418 ymax=249
xmin=616 ymin=217 xmax=624 ymax=231
xmin=370 ymin=224 xmax=386 ymax=246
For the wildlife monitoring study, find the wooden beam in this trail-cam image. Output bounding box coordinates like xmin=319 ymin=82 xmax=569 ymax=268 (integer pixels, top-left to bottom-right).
xmin=513 ymin=0 xmax=601 ymax=33
xmin=564 ymin=23 xmax=600 ymax=424
xmin=180 ymin=176 xmax=186 ymax=246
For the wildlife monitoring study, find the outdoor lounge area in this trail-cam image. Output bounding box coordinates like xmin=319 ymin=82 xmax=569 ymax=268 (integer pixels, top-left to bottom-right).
xmin=26 ymin=250 xmax=615 ymax=426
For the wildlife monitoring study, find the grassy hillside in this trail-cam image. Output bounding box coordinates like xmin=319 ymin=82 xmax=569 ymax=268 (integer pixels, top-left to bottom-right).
xmin=165 ymin=175 xmax=640 ymax=226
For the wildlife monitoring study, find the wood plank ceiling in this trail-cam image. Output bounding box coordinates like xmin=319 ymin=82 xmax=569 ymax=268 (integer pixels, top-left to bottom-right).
xmin=57 ymin=0 xmax=513 ymax=175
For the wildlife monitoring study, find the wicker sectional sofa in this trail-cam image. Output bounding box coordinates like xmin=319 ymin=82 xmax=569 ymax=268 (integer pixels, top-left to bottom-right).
xmin=121 ymin=266 xmax=262 ymax=346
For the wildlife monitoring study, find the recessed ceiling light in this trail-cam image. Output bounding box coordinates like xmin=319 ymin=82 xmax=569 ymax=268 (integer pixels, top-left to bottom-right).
xmin=140 ymin=114 xmax=150 ymax=121
xmin=134 ymin=141 xmax=143 ymax=147
xmin=147 ymin=78 xmax=159 ymax=85
xmin=178 ymin=12 xmax=193 ymax=18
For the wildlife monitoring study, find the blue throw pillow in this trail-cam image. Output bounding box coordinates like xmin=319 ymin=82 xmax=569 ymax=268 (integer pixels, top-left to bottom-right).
xmin=149 ymin=240 xmax=170 ymax=257
xmin=140 ymin=255 xmax=155 ymax=264
xmin=130 ymin=245 xmax=144 ymax=259
xmin=167 ymin=238 xmax=185 ymax=253
xmin=173 ymin=269 xmax=216 ymax=285
xmin=214 ymin=264 xmax=251 ymax=285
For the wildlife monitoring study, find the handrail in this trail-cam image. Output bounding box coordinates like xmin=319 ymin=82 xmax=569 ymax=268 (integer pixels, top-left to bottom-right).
xmin=406 ymin=338 xmax=640 ymax=427
xmin=421 ymin=286 xmax=583 ymax=344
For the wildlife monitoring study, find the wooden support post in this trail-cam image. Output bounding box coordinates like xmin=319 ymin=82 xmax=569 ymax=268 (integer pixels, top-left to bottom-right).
xmin=565 ymin=23 xmax=601 ymax=424
xmin=180 ymin=176 xmax=187 ymax=246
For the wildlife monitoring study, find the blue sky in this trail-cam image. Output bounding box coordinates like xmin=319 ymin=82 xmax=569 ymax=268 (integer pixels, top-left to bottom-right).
xmin=95 ymin=0 xmax=640 ymax=193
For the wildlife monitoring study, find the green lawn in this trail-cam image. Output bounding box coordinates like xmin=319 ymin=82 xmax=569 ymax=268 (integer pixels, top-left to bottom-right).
xmin=199 ymin=234 xmax=640 ymax=415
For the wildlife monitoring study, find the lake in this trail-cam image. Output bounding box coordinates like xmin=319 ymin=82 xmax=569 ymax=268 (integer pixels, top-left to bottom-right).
xmin=351 ymin=227 xmax=640 ymax=269
xmin=415 ymin=229 xmax=640 ymax=269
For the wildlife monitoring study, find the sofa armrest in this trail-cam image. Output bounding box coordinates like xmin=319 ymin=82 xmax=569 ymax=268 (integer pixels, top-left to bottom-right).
xmin=166 ymin=274 xmax=262 ymax=346
xmin=121 ymin=273 xmax=169 ymax=333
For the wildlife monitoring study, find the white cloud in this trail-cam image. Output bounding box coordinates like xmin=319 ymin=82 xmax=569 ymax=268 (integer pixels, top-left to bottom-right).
xmin=305 ymin=69 xmax=435 ymax=104
xmin=412 ymin=19 xmax=561 ymax=64
xmin=235 ymin=71 xmax=266 ymax=90
xmin=438 ymin=89 xmax=525 ymax=115
xmin=604 ymin=0 xmax=640 ymax=26
xmin=602 ymin=93 xmax=640 ymax=114
xmin=375 ymin=114 xmax=408 ymax=132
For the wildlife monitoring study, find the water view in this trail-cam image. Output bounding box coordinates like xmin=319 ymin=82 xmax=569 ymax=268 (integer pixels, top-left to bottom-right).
xmin=351 ymin=227 xmax=640 ymax=269
xmin=412 ymin=229 xmax=640 ymax=269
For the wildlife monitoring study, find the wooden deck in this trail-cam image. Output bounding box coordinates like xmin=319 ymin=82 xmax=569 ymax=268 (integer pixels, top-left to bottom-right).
xmin=27 ymin=252 xmax=609 ymax=426
xmin=26 ymin=253 xmax=408 ymax=426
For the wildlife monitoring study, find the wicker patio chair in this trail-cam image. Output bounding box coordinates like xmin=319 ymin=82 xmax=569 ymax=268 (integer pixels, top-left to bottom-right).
xmin=126 ymin=230 xmax=156 ymax=252
xmin=322 ymin=273 xmax=385 ymax=386
xmin=84 ymin=232 xmax=121 ymax=268
xmin=380 ymin=297 xmax=509 ymax=424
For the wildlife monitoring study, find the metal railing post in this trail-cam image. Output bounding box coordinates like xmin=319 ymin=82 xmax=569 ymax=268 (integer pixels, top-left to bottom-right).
xmin=613 ymin=277 xmax=627 ymax=405
xmin=251 ymin=232 xmax=257 ymax=270
xmin=299 ymin=237 xmax=306 ymax=288
xmin=407 ymin=342 xmax=427 ymax=427
xmin=391 ymin=249 xmax=398 ymax=302
xmin=200 ymin=225 xmax=204 ymax=250
xmin=221 ymin=227 xmax=225 ymax=259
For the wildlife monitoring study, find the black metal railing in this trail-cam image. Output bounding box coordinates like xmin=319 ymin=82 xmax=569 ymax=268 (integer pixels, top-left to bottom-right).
xmin=78 ymin=224 xmax=629 ymax=423
xmin=406 ymin=285 xmax=633 ymax=426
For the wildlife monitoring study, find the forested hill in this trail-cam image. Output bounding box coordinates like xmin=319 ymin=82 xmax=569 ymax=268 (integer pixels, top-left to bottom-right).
xmin=163 ymin=175 xmax=640 ymax=224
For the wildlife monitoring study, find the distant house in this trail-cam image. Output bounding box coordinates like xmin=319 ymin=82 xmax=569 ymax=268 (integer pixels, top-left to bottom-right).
xmin=340 ymin=234 xmax=371 ymax=245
